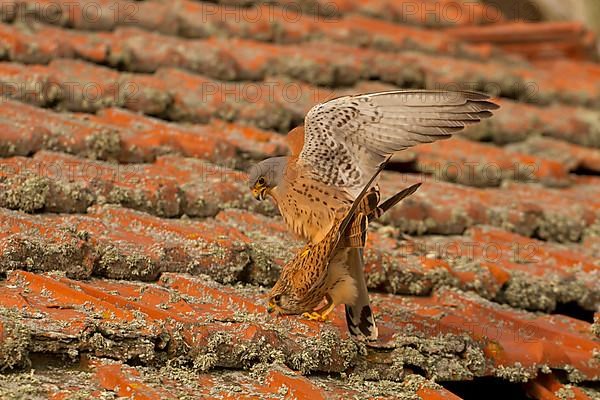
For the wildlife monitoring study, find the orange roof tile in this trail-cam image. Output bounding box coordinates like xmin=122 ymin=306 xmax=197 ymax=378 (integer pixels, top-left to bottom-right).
xmin=0 ymin=1 xmax=599 ymax=398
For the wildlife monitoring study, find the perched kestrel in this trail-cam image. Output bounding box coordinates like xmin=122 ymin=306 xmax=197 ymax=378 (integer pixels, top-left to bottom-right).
xmin=267 ymin=179 xmax=422 ymax=324
xmin=249 ymin=90 xmax=499 ymax=339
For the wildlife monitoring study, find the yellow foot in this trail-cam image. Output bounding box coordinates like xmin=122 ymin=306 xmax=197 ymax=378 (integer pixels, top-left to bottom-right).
xmin=302 ymin=311 xmax=327 ymax=322
xmin=299 ymin=248 xmax=310 ymax=258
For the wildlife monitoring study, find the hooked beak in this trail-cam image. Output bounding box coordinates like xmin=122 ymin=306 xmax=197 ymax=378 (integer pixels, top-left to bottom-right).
xmin=267 ymin=299 xmax=284 ymax=315
xmin=252 ymin=186 xmax=268 ymax=201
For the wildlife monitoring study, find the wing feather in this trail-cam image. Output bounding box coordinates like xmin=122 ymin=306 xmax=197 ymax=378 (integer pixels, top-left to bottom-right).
xmin=298 ymin=90 xmax=498 ymax=195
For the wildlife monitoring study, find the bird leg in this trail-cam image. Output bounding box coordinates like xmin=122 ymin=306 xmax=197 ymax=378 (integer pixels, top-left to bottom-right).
xmin=302 ymin=294 xmax=335 ymax=321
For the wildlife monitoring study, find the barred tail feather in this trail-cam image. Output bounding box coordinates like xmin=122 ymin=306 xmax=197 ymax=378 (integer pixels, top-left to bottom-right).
xmin=345 ymin=248 xmax=377 ymax=341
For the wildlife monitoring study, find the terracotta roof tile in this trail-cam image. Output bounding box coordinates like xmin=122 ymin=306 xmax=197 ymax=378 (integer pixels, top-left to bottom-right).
xmin=0 ymin=270 xmax=361 ymax=373
xmin=525 ymin=373 xmax=599 ymax=400
xmin=1 ymin=56 xmax=599 ymax=147
xmin=6 ymin=0 xmax=501 ymax=30
xmin=402 ymin=136 xmax=571 ymax=187
xmin=0 ymin=151 xmax=277 ymax=217
xmin=0 ymin=1 xmax=599 ymax=398
xmin=265 ymin=0 xmax=501 ymax=27
xmin=96 ymin=107 xmax=286 ymax=161
xmin=325 ymin=14 xmax=496 ymax=57
xmin=4 ymin=0 xmax=508 ymax=64
xmin=448 ymin=21 xmax=599 ymax=61
xmin=465 ymin=99 xmax=600 ymax=148
xmin=374 ymin=289 xmax=599 ymax=381
xmin=378 ymin=173 xmax=600 ymax=241
xmin=507 ymin=136 xmax=600 ymax=174
xmin=0 ymin=99 xmax=285 ymax=163
xmin=82 ymin=359 xmax=462 ymax=399
xmin=1 ymin=270 xmax=597 ymax=388
xmin=2 ymin=22 xmax=600 ymax=108
xmin=0 ymin=62 xmax=57 ymax=106
xmin=406 ymin=226 xmax=599 ymax=311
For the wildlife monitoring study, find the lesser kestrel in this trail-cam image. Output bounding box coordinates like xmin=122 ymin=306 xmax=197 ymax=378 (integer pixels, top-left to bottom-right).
xmin=249 ymin=90 xmax=499 ymax=339
xmin=267 ymin=179 xmax=422 ymax=325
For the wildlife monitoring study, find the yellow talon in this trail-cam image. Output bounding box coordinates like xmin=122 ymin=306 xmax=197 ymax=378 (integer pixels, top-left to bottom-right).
xmin=302 ymin=311 xmax=327 ymax=321
xmin=300 ymin=248 xmax=310 ymax=258
xmin=301 ymin=295 xmax=336 ymax=322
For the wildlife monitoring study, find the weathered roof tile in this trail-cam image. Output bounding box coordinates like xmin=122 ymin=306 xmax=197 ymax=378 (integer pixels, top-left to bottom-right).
xmin=379 ymin=172 xmax=600 ymax=241
xmin=448 ymin=21 xmax=599 ymax=61
xmin=375 ymin=289 xmax=599 ymax=382
xmin=403 ymin=136 xmax=571 ymax=187
xmin=2 ymin=270 xmax=597 ymax=389
xmin=0 ymin=1 xmax=598 ymax=398
xmin=0 ymin=151 xmax=279 ymax=217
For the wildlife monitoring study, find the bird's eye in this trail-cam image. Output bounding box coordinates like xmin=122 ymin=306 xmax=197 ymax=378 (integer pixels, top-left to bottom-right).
xmin=273 ymin=294 xmax=282 ymax=303
xmin=257 ymin=177 xmax=266 ymax=186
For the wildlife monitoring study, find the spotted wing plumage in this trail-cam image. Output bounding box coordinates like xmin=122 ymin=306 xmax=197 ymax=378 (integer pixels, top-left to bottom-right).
xmin=298 ymin=90 xmax=498 ymax=197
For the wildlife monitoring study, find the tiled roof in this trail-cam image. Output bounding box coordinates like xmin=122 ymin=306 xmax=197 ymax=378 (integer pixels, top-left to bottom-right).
xmin=448 ymin=21 xmax=600 ymax=61
xmin=0 ymin=1 xmax=599 ymax=399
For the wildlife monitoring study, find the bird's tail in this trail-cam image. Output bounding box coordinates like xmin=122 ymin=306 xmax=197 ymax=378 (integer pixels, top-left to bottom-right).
xmin=344 ymin=182 xmax=422 ymax=341
xmin=345 ymin=247 xmax=378 ymax=341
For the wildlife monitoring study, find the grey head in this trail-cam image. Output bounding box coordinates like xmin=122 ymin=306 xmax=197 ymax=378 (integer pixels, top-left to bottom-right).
xmin=248 ymin=156 xmax=288 ymax=200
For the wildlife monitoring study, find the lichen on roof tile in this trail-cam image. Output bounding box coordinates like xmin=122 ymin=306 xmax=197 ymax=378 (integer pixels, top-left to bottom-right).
xmin=0 ymin=1 xmax=599 ymax=399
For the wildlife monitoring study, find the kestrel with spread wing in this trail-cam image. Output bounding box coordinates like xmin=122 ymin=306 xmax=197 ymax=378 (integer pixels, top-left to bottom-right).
xmin=249 ymin=90 xmax=499 ymax=339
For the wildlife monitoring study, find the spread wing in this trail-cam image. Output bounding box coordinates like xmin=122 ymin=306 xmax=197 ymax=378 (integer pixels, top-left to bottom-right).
xmin=297 ymin=90 xmax=498 ymax=197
